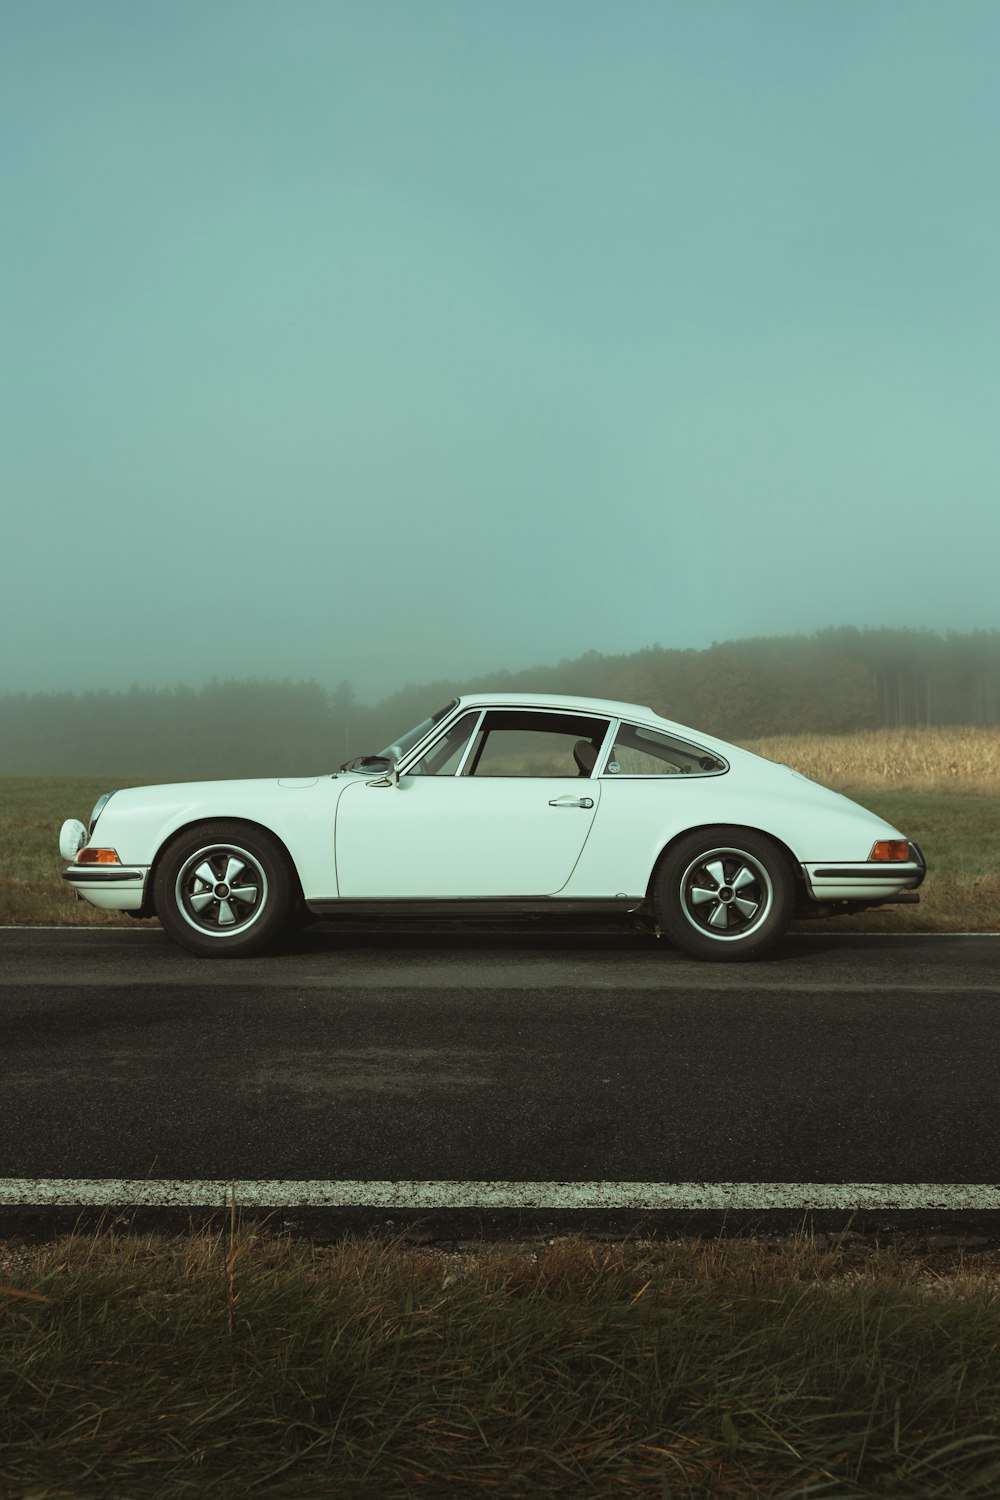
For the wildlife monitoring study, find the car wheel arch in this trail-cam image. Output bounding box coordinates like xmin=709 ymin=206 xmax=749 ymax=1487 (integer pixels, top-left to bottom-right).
xmin=643 ymin=822 xmax=803 ymax=907
xmin=149 ymin=817 xmax=304 ymax=912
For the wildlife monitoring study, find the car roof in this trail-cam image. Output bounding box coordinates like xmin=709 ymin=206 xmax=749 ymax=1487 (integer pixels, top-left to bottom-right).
xmin=455 ymin=691 xmax=653 ymax=718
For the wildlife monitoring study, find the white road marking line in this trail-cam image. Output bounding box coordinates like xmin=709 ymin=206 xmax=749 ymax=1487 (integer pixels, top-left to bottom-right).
xmin=1 ymin=1181 xmax=998 ymax=1210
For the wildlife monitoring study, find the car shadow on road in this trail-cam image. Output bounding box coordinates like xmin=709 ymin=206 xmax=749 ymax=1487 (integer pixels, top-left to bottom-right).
xmin=274 ymin=920 xmax=846 ymax=966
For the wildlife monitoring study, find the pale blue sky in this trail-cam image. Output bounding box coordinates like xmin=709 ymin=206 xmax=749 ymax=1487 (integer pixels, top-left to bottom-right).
xmin=4 ymin=1 xmax=999 ymax=701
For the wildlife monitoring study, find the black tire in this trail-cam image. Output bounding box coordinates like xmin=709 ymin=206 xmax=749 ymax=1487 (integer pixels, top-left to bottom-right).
xmin=153 ymin=822 xmax=294 ymax=958
xmin=653 ymin=827 xmax=795 ymax=962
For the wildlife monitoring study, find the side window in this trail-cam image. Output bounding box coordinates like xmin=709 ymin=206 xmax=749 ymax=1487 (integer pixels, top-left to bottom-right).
xmin=408 ymin=712 xmax=480 ymax=776
xmin=463 ymin=711 xmax=611 ymax=778
xmin=604 ymin=723 xmax=727 ymax=777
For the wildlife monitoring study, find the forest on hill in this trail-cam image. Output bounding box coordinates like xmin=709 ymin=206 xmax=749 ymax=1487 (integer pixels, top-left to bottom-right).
xmin=2 ymin=626 xmax=999 ymax=778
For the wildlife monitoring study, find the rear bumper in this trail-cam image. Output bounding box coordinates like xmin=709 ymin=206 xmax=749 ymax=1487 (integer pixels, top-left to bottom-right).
xmin=801 ymin=841 xmax=926 ymax=904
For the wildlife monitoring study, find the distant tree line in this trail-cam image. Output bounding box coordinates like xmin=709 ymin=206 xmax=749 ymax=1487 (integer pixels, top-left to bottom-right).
xmin=2 ymin=627 xmax=999 ymax=778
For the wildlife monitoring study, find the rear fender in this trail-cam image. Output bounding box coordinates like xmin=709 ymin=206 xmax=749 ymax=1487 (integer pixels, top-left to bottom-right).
xmin=644 ymin=823 xmax=803 ymax=907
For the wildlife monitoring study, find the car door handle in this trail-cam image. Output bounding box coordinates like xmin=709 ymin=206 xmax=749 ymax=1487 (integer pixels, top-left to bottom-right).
xmin=548 ymin=796 xmax=594 ymax=809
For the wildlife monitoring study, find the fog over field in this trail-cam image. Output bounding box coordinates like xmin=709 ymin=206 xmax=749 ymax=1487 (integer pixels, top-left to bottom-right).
xmin=4 ymin=1 xmax=1000 ymax=706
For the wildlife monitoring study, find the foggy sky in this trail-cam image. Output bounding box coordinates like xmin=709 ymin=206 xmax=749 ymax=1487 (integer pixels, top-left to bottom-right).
xmin=4 ymin=1 xmax=999 ymax=705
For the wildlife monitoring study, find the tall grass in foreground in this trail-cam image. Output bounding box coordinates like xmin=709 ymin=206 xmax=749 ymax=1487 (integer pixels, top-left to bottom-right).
xmin=3 ymin=1228 xmax=1000 ymax=1498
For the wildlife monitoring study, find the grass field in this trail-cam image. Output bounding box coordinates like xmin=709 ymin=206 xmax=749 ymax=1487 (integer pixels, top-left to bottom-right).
xmin=5 ymin=726 xmax=1000 ymax=930
xmin=3 ymin=1226 xmax=1000 ymax=1498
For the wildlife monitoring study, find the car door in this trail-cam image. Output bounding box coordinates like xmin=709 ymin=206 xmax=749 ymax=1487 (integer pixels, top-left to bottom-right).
xmin=334 ymin=708 xmax=611 ymax=898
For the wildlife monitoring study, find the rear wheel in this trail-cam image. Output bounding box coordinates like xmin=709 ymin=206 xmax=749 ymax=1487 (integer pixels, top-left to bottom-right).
xmin=654 ymin=827 xmax=795 ymax=961
xmin=153 ymin=822 xmax=294 ymax=958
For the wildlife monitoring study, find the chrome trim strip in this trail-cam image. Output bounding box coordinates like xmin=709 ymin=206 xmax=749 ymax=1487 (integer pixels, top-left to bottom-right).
xmin=594 ymin=718 xmax=621 ymax=776
xmin=453 ymin=708 xmax=486 ymax=777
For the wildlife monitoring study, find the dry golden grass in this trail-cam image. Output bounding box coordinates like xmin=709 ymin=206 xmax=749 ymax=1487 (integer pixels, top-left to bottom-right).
xmin=740 ymin=724 xmax=1000 ymax=795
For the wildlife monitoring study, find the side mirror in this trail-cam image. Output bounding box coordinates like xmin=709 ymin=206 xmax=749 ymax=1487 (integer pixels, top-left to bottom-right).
xmin=367 ymin=745 xmax=404 ymax=787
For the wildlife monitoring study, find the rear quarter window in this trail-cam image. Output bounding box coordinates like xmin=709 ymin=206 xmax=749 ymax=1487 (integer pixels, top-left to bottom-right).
xmin=603 ymin=723 xmax=728 ymax=777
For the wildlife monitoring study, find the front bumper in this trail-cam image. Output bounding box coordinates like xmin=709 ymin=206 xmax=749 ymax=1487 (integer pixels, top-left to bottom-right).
xmin=61 ymin=866 xmax=149 ymax=911
xmin=801 ymin=841 xmax=926 ymax=904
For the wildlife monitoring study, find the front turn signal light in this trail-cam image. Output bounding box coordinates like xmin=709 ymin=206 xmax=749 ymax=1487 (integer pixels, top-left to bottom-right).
xmin=76 ymin=848 xmax=122 ymax=865
xmin=869 ymin=841 xmax=911 ymax=862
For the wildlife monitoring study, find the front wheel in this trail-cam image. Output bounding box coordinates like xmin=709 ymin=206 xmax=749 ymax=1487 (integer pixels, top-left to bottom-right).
xmin=153 ymin=822 xmax=294 ymax=958
xmin=653 ymin=827 xmax=795 ymax=961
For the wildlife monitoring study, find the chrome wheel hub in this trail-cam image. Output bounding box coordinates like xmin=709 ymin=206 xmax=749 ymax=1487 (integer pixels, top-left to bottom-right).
xmin=175 ymin=845 xmax=267 ymax=935
xmin=679 ymin=849 xmax=773 ymax=940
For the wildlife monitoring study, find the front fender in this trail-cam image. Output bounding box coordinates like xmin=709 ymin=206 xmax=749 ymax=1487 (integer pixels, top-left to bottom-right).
xmin=88 ymin=776 xmax=351 ymax=899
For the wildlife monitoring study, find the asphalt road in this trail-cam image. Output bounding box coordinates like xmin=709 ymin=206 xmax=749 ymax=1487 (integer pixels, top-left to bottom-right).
xmin=2 ymin=925 xmax=999 ymax=1238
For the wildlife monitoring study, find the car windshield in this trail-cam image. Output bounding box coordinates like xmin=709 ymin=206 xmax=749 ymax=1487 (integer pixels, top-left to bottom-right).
xmin=339 ymin=699 xmax=459 ymax=772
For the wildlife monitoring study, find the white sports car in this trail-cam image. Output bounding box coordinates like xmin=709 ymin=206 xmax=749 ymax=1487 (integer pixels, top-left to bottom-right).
xmin=58 ymin=691 xmax=925 ymax=961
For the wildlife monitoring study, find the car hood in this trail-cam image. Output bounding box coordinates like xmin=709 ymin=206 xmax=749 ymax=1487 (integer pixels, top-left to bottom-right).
xmin=107 ymin=775 xmax=333 ymax=805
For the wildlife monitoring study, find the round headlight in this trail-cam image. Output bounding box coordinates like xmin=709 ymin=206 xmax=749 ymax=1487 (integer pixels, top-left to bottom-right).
xmin=59 ymin=818 xmax=88 ymax=861
xmin=89 ymin=791 xmax=117 ymax=836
